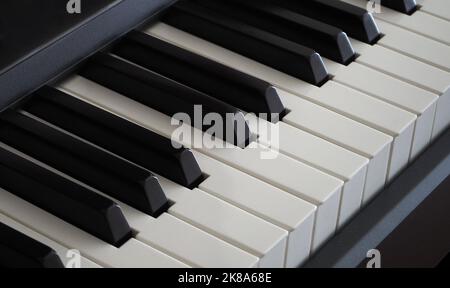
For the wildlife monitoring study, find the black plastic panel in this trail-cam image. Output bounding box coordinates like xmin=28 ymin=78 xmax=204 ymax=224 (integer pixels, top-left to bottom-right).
xmin=0 ymin=0 xmax=176 ymax=111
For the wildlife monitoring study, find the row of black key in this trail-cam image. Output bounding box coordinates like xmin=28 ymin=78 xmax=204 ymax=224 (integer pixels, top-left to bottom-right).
xmin=113 ymin=31 xmax=286 ymax=121
xmin=160 ymin=0 xmax=381 ymax=86
xmin=0 ymin=110 xmax=169 ymax=218
xmin=0 ymin=145 xmax=132 ymax=247
xmin=79 ymin=0 xmax=412 ymax=149
xmin=162 ymin=0 xmax=329 ymax=86
xmin=0 ymin=85 xmax=208 ymax=250
xmin=27 ymin=87 xmax=203 ymax=189
xmin=159 ymin=0 xmax=416 ymax=84
xmin=259 ymin=0 xmax=382 ymax=44
xmin=80 ymin=53 xmax=252 ymax=148
xmin=196 ymin=0 xmax=356 ymax=65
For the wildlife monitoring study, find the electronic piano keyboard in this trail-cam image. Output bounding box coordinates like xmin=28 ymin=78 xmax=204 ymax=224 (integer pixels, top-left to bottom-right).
xmin=0 ymin=0 xmax=449 ymax=268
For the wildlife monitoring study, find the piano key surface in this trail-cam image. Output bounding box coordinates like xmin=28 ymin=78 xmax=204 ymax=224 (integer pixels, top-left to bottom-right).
xmin=325 ymin=59 xmax=438 ymax=159
xmin=0 ymin=188 xmax=189 ymax=268
xmin=194 ymin=152 xmax=316 ymax=267
xmin=160 ymin=177 xmax=289 ymax=268
xmin=416 ymin=0 xmax=450 ymax=22
xmin=1 ymin=0 xmax=450 ymax=269
xmin=59 ymin=75 xmax=343 ymax=253
xmin=145 ymin=23 xmax=393 ymax=202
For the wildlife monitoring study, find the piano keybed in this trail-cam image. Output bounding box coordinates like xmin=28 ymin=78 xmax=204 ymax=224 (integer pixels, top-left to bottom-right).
xmin=1 ymin=0 xmax=449 ymax=268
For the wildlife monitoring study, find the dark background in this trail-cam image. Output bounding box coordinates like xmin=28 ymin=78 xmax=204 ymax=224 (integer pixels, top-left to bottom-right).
xmin=359 ymin=175 xmax=450 ymax=268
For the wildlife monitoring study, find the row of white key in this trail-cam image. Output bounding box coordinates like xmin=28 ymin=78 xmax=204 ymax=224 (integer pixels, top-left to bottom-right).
xmin=0 ymin=187 xmax=189 ymax=268
xmin=145 ymin=23 xmax=394 ymax=204
xmin=247 ymin=114 xmax=369 ymax=227
xmin=146 ymin=16 xmax=450 ymax=174
xmin=0 ymin=123 xmax=317 ymax=267
xmin=145 ymin=24 xmax=417 ymax=182
xmin=323 ymin=59 xmax=438 ymax=160
xmin=58 ymin=76 xmax=342 ymax=259
xmin=148 ymin=22 xmax=450 ymax=182
xmin=341 ymin=0 xmax=450 ymax=140
xmin=0 ymin=143 xmax=295 ymax=268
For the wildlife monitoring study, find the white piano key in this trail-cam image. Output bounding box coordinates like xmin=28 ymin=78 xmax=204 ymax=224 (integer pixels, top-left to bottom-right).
xmin=416 ymin=0 xmax=450 ymax=22
xmin=248 ymin=115 xmax=369 ymax=227
xmin=350 ymin=40 xmax=450 ymax=140
xmin=280 ymin=91 xmax=393 ymax=204
xmin=377 ymin=19 xmax=450 ymax=72
xmin=0 ymin=213 xmax=101 ymax=268
xmin=297 ymin=81 xmax=416 ymax=181
xmin=158 ymin=177 xmax=289 ymax=268
xmin=0 ymin=188 xmax=189 ymax=268
xmin=343 ymin=0 xmax=450 ymax=45
xmin=324 ymin=59 xmax=438 ymax=159
xmin=193 ymin=152 xmax=316 ymax=267
xmin=100 ymin=188 xmax=260 ymax=268
xmin=206 ymin=145 xmax=343 ymax=253
xmin=58 ymin=75 xmax=344 ymax=252
xmin=135 ymin=213 xmax=259 ymax=268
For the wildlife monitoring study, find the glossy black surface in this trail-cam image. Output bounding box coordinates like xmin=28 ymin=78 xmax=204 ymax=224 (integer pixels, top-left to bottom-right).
xmin=80 ymin=53 xmax=252 ymax=148
xmin=0 ymin=146 xmax=132 ymax=247
xmin=0 ymin=0 xmax=118 ymax=75
xmin=191 ymin=0 xmax=355 ymax=65
xmin=0 ymin=111 xmax=169 ymax=217
xmin=162 ymin=0 xmax=329 ymax=85
xmin=26 ymin=86 xmax=203 ymax=189
xmin=0 ymin=222 xmax=64 ymax=268
xmin=114 ymin=31 xmax=286 ymax=121
xmin=269 ymin=0 xmax=381 ymax=44
xmin=0 ymin=0 xmax=175 ymax=112
xmin=370 ymin=0 xmax=418 ymax=14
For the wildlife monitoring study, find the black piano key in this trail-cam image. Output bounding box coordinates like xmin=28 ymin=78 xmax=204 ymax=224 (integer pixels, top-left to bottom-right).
xmin=113 ymin=31 xmax=286 ymax=121
xmin=24 ymin=86 xmax=203 ymax=189
xmin=0 ymin=222 xmax=64 ymax=268
xmin=80 ymin=52 xmax=251 ymax=148
xmin=0 ymin=111 xmax=169 ymax=217
xmin=369 ymin=0 xmax=417 ymax=15
xmin=191 ymin=0 xmax=355 ymax=65
xmin=271 ymin=0 xmax=381 ymax=44
xmin=0 ymin=147 xmax=132 ymax=247
xmin=162 ymin=0 xmax=329 ymax=86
